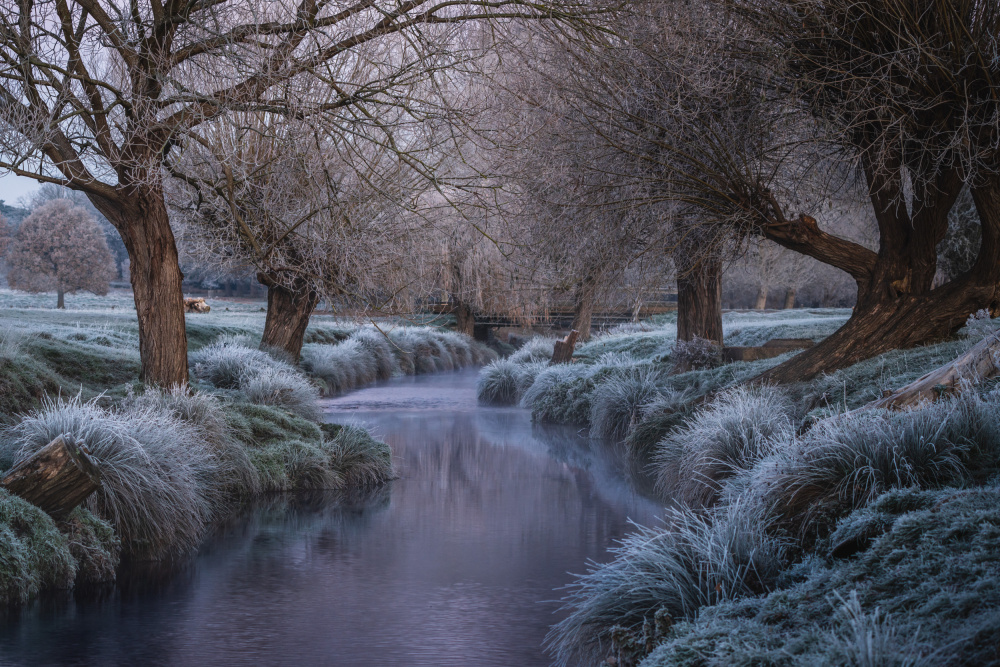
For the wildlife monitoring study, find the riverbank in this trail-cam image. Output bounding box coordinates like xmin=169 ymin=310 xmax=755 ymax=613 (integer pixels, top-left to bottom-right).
xmin=0 ymin=369 xmax=656 ymax=666
xmin=494 ymin=311 xmax=1000 ymax=666
xmin=0 ymin=289 xmax=494 ymax=605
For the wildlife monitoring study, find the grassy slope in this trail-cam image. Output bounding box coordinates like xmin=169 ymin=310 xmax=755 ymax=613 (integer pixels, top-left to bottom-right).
xmin=0 ymin=289 xmax=426 ymax=603
xmin=539 ymin=311 xmax=1000 ymax=667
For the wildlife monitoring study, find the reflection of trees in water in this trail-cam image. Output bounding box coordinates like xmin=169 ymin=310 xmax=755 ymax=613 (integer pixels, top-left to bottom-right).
xmin=3 ymin=399 xmax=662 ymax=667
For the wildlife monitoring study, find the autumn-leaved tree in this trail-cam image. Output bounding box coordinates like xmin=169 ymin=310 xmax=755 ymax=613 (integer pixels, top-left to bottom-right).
xmin=7 ymin=199 xmax=115 ymax=308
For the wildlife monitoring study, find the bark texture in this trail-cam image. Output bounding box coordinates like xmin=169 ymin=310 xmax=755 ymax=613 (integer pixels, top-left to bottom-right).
xmin=91 ymin=187 xmax=190 ymax=387
xmin=571 ymin=277 xmax=596 ymax=341
xmin=550 ymin=330 xmax=580 ymax=364
xmin=675 ymin=254 xmax=724 ymax=345
xmin=1 ymin=435 xmax=101 ymax=518
xmin=454 ymin=299 xmax=475 ymax=337
xmin=259 ymin=274 xmax=320 ymax=362
xmin=752 ymin=171 xmax=1000 ymax=383
xmin=783 ymin=287 xmax=796 ymax=309
xmin=754 ymin=286 xmax=768 ymax=310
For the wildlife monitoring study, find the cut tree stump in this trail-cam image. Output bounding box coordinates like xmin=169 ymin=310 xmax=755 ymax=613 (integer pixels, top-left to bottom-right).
xmin=550 ymin=330 xmax=580 ymax=365
xmin=866 ymin=333 xmax=1000 ymax=410
xmin=1 ymin=435 xmax=101 ymax=518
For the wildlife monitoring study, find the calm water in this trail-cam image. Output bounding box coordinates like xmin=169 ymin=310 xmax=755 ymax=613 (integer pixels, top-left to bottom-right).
xmin=0 ymin=369 xmax=661 ymax=666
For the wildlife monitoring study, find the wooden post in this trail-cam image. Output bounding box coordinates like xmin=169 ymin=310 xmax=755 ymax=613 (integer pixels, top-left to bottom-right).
xmin=550 ymin=330 xmax=580 ymax=365
xmin=2 ymin=435 xmax=101 ymax=518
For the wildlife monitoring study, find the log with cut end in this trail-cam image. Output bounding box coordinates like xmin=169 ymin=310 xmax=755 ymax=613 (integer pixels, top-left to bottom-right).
xmin=1 ymin=435 xmax=101 ymax=518
xmin=550 ymin=330 xmax=580 ymax=365
xmin=866 ymin=332 xmax=1000 ymax=410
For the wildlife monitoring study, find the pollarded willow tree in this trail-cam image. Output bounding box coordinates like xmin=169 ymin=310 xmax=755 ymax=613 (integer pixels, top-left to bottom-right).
xmin=554 ymin=0 xmax=1000 ymax=380
xmin=6 ymin=199 xmax=115 ymax=308
xmin=511 ymin=4 xmax=753 ymax=347
xmin=0 ymin=0 xmax=602 ymax=386
xmin=170 ymin=112 xmax=423 ymax=360
xmin=709 ymin=0 xmax=1000 ymax=382
xmin=479 ymin=37 xmax=675 ymax=342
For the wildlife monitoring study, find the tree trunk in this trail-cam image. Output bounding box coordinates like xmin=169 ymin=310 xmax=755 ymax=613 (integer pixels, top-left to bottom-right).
xmin=675 ymin=254 xmax=724 ymax=345
xmin=259 ymin=274 xmax=319 ymax=362
xmin=57 ymin=290 xmax=65 ymax=309
xmin=783 ymin=287 xmax=796 ymax=309
xmin=750 ymin=164 xmax=988 ymax=383
xmin=754 ymin=285 xmax=768 ymax=310
xmin=2 ymin=435 xmax=101 ymax=519
xmin=89 ymin=187 xmax=190 ymax=387
xmin=454 ymin=298 xmax=475 ymax=337
xmin=550 ymin=330 xmax=579 ymax=364
xmin=572 ymin=276 xmax=596 ymax=341
xmin=754 ymin=280 xmax=998 ymax=384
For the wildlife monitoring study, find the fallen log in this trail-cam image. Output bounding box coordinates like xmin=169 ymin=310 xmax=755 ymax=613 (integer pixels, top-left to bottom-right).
xmin=550 ymin=330 xmax=580 ymax=365
xmin=866 ymin=332 xmax=1000 ymax=410
xmin=1 ymin=435 xmax=101 ymax=518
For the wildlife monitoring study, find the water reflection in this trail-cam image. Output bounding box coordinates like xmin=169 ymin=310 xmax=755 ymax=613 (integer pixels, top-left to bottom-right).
xmin=0 ymin=369 xmax=661 ymax=666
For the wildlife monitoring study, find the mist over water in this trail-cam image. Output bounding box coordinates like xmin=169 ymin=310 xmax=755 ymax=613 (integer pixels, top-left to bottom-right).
xmin=0 ymin=369 xmax=661 ymax=666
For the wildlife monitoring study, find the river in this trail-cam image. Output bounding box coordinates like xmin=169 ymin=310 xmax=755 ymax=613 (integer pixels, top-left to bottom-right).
xmin=0 ymin=368 xmax=662 ymax=666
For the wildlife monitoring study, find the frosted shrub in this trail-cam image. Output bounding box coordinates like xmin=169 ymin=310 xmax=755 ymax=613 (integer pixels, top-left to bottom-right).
xmin=240 ymin=366 xmax=321 ymax=421
xmin=123 ymin=387 xmax=260 ymax=496
xmin=301 ymin=340 xmax=377 ymax=395
xmin=350 ymin=328 xmax=399 ymax=380
xmin=193 ymin=338 xmax=320 ymax=418
xmin=510 ymin=337 xmax=556 ymax=364
xmin=326 ymin=424 xmax=394 ymax=487
xmin=753 ymin=401 xmax=976 ymax=534
xmin=2 ymin=397 xmax=218 ymax=560
xmin=589 ymin=366 xmax=665 ymax=440
xmin=655 ymin=386 xmax=794 ymax=507
xmin=0 ymin=489 xmax=76 ymax=604
xmin=547 ymin=500 xmax=785 ymax=667
xmin=477 ymin=359 xmax=547 ymax=405
xmin=191 ymin=339 xmax=293 ymax=389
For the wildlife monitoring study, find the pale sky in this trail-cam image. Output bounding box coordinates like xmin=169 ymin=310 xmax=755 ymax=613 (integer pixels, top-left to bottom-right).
xmin=0 ymin=173 xmax=40 ymax=207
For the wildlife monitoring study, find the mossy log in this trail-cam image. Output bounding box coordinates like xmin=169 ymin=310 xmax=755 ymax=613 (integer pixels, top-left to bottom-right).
xmin=550 ymin=330 xmax=579 ymax=365
xmin=867 ymin=333 xmax=1000 ymax=410
xmin=1 ymin=435 xmax=101 ymax=518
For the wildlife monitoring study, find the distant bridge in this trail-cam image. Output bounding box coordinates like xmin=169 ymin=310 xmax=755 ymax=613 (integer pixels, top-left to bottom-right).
xmin=422 ymin=299 xmax=678 ymax=339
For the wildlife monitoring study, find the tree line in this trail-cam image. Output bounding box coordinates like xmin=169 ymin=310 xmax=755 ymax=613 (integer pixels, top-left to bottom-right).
xmin=2 ymin=0 xmax=998 ymax=387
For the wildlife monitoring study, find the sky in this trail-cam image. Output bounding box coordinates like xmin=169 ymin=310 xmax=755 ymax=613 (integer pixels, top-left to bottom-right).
xmin=0 ymin=173 xmax=40 ymax=207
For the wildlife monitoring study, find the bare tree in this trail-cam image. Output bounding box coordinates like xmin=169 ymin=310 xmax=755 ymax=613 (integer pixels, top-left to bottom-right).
xmin=170 ymin=112 xmax=423 ymax=359
xmin=540 ymin=0 xmax=1000 ymax=380
xmin=0 ymin=0 xmax=599 ymax=385
xmin=6 ymin=199 xmax=115 ymax=308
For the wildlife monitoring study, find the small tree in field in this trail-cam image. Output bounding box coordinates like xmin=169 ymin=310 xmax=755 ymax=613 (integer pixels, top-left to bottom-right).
xmin=7 ymin=200 xmax=115 ymax=308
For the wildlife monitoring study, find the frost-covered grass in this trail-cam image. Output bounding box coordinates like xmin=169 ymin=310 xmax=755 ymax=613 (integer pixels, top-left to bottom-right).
xmin=0 ymin=291 xmax=402 ymax=604
xmin=639 ymin=485 xmax=1000 ymax=667
xmin=548 ymin=499 xmax=787 ymax=667
xmin=304 ymin=326 xmax=496 ymax=396
xmin=477 ymin=311 xmax=850 ymax=438
xmin=548 ymin=384 xmax=1000 ymax=667
xmin=655 ymin=386 xmax=795 ymax=508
